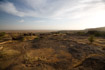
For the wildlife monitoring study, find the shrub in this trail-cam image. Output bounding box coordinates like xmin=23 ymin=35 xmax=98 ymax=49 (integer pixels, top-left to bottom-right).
xmin=0 ymin=32 xmax=5 ymax=37
xmin=12 ymin=36 xmax=24 ymax=41
xmin=0 ymin=32 xmax=6 ymax=40
xmin=88 ymin=35 xmax=94 ymax=44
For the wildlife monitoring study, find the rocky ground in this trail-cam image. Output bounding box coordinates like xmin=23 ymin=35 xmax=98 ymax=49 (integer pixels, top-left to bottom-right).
xmin=0 ymin=32 xmax=105 ymax=70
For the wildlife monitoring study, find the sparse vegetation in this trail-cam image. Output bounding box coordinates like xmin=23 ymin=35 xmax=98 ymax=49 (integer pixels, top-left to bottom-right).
xmin=0 ymin=31 xmax=105 ymax=70
xmin=0 ymin=48 xmax=20 ymax=59
xmin=76 ymin=31 xmax=86 ymax=36
xmin=87 ymin=30 xmax=105 ymax=37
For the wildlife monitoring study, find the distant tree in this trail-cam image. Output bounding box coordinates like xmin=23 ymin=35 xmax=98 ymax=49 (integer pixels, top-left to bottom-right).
xmin=87 ymin=30 xmax=98 ymax=35
xmin=88 ymin=35 xmax=94 ymax=44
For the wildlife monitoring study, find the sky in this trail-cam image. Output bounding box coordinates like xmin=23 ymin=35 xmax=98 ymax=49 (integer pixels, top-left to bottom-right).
xmin=0 ymin=0 xmax=105 ymax=30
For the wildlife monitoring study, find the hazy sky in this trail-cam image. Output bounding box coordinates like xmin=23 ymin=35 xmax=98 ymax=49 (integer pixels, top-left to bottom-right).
xmin=0 ymin=0 xmax=105 ymax=30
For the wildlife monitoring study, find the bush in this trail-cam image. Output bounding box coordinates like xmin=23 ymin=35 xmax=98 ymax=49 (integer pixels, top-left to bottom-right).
xmin=0 ymin=32 xmax=6 ymax=40
xmin=88 ymin=35 xmax=94 ymax=44
xmin=12 ymin=36 xmax=24 ymax=41
xmin=0 ymin=32 xmax=5 ymax=37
